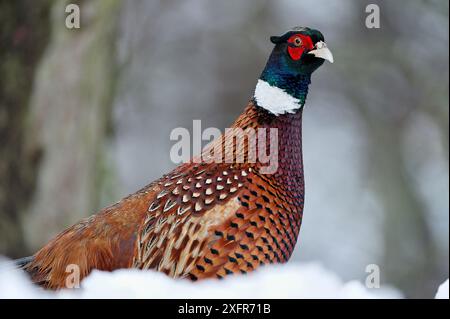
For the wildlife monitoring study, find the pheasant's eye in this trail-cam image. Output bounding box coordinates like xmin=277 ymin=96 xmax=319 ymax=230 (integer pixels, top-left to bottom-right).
xmin=293 ymin=37 xmax=302 ymax=47
xmin=287 ymin=34 xmax=314 ymax=61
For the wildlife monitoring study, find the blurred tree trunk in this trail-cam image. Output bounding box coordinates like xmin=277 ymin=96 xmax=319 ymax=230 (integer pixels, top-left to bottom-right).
xmin=0 ymin=0 xmax=52 ymax=258
xmin=22 ymin=0 xmax=121 ymax=252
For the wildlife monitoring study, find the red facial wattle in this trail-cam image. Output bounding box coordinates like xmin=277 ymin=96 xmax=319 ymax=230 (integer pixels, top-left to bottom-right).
xmin=287 ymin=34 xmax=314 ymax=61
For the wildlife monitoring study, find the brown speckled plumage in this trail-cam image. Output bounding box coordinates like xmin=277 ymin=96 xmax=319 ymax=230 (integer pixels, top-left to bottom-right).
xmin=24 ymin=101 xmax=305 ymax=288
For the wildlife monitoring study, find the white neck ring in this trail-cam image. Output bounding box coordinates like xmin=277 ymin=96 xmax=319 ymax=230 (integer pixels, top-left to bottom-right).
xmin=253 ymin=79 xmax=302 ymax=116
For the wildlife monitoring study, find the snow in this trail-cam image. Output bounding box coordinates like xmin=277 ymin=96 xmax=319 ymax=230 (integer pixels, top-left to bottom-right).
xmin=0 ymin=257 xmax=403 ymax=299
xmin=435 ymin=279 xmax=449 ymax=299
xmin=254 ymin=79 xmax=302 ymax=115
xmin=0 ymin=259 xmax=50 ymax=299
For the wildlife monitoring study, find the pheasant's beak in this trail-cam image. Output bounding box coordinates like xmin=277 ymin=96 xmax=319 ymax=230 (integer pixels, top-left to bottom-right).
xmin=308 ymin=41 xmax=334 ymax=63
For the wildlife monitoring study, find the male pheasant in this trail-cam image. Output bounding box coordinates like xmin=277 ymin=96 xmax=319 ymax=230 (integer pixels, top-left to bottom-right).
xmin=19 ymin=27 xmax=333 ymax=289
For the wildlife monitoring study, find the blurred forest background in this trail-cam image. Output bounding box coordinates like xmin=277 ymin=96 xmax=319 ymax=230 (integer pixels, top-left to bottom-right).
xmin=0 ymin=0 xmax=448 ymax=298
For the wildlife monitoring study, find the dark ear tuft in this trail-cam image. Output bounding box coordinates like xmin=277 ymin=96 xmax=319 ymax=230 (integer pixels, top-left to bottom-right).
xmin=270 ymin=36 xmax=282 ymax=44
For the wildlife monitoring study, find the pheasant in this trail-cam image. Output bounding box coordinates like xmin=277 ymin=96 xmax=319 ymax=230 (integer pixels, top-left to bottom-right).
xmin=18 ymin=26 xmax=333 ymax=289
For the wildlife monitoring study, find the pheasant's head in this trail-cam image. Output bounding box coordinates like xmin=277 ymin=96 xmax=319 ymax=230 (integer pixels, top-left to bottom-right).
xmin=269 ymin=27 xmax=333 ymax=72
xmin=255 ymin=27 xmax=333 ymax=115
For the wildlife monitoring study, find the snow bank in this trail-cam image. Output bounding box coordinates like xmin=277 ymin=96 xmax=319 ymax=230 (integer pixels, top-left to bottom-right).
xmin=64 ymin=263 xmax=403 ymax=299
xmin=435 ymin=279 xmax=449 ymax=299
xmin=0 ymin=257 xmax=403 ymax=299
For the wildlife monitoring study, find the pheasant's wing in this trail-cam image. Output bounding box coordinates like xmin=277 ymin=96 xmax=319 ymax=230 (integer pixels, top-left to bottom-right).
xmin=134 ymin=163 xmax=301 ymax=280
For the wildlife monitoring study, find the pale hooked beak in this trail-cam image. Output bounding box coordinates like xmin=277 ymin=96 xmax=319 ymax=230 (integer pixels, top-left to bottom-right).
xmin=308 ymin=41 xmax=334 ymax=63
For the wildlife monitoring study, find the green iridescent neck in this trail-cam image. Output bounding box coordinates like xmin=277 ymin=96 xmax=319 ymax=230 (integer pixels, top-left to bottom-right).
xmin=259 ymin=48 xmax=312 ymax=107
